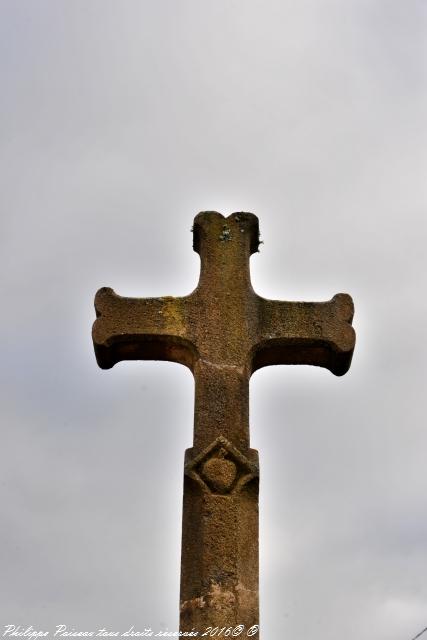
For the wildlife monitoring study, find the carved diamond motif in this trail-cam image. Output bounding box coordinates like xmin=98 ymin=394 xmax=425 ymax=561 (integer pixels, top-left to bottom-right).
xmin=184 ymin=436 xmax=258 ymax=495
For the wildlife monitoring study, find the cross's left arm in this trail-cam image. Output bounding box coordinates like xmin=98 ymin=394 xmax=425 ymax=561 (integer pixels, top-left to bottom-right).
xmin=92 ymin=287 xmax=196 ymax=370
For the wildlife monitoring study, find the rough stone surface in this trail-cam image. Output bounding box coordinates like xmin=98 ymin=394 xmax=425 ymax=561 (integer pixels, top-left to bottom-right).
xmin=92 ymin=211 xmax=356 ymax=637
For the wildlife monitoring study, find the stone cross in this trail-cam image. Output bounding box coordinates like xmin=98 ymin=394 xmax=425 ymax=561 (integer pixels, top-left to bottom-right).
xmin=92 ymin=212 xmax=355 ymax=637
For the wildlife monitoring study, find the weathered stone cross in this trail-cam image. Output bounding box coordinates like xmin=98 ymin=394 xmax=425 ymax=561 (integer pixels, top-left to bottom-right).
xmin=92 ymin=212 xmax=355 ymax=637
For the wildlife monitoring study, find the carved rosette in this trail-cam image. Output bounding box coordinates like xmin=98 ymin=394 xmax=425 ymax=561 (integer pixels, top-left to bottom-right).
xmin=184 ymin=436 xmax=259 ymax=495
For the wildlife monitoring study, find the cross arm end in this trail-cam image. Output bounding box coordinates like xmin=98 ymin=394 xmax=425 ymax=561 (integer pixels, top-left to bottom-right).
xmin=92 ymin=287 xmax=196 ymax=370
xmin=252 ymin=293 xmax=356 ymax=376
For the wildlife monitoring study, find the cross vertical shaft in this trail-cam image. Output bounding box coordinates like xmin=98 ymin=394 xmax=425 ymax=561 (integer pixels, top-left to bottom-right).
xmin=92 ymin=211 xmax=355 ymax=637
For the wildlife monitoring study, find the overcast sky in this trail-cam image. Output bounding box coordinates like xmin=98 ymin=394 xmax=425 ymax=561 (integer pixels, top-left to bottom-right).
xmin=1 ymin=1 xmax=426 ymax=639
